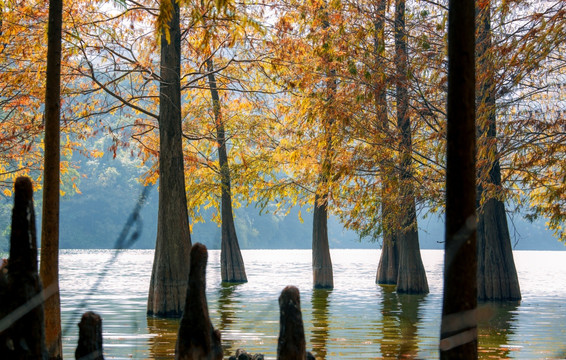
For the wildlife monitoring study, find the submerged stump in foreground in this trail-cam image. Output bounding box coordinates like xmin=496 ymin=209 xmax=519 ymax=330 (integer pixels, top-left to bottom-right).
xmin=175 ymin=243 xmax=222 ymax=360
xmin=277 ymin=285 xmax=315 ymax=360
xmin=75 ymin=311 xmax=104 ymax=360
xmin=0 ymin=177 xmax=47 ymax=359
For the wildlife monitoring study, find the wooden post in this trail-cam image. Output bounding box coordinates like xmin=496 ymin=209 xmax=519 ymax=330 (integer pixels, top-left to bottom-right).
xmin=75 ymin=311 xmax=104 ymax=360
xmin=277 ymin=286 xmax=307 ymax=360
xmin=175 ymin=243 xmax=222 ymax=360
xmin=0 ymin=177 xmax=47 ymax=359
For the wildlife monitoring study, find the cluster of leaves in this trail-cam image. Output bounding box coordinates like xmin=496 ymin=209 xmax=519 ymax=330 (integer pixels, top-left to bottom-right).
xmin=1 ymin=0 xmax=565 ymax=242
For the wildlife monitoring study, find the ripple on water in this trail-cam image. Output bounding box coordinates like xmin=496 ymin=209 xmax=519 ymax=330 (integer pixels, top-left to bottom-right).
xmin=57 ymin=249 xmax=566 ymax=359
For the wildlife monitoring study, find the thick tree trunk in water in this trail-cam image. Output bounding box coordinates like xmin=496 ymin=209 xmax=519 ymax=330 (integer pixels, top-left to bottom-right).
xmin=376 ymin=232 xmax=398 ymax=284
xmin=477 ymin=198 xmax=520 ymax=300
xmin=440 ymin=1 xmax=477 ymax=358
xmin=206 ymin=59 xmax=247 ymax=283
xmin=0 ymin=177 xmax=47 ymax=359
xmin=148 ymin=0 xmax=192 ymax=317
xmin=313 ymin=192 xmax=333 ymax=289
xmin=40 ymin=0 xmax=63 ymax=358
xmin=371 ymin=0 xmax=399 ymax=285
xmin=394 ymin=0 xmax=428 ymax=295
xmin=476 ymin=1 xmax=520 ymax=302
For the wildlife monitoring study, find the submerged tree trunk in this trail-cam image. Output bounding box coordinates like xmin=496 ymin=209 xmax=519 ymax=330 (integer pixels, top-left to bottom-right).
xmin=175 ymin=243 xmax=222 ymax=360
xmin=394 ymin=0 xmax=429 ymax=295
xmin=147 ymin=0 xmax=192 ymax=317
xmin=476 ymin=1 xmax=521 ymax=302
xmin=440 ymin=1 xmax=477 ymax=358
xmin=206 ymin=59 xmax=247 ymax=283
xmin=40 ymin=0 xmax=63 ymax=357
xmin=313 ymin=191 xmax=333 ymax=289
xmin=1 ymin=177 xmax=47 ymax=359
xmin=373 ymin=0 xmax=398 ymax=285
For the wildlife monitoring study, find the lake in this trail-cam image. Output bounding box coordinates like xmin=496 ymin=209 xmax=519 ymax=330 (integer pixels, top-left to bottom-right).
xmin=55 ymin=249 xmax=566 ymax=359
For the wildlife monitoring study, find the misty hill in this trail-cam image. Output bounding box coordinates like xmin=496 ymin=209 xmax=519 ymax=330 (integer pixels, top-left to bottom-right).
xmin=1 ymin=150 xmax=564 ymax=252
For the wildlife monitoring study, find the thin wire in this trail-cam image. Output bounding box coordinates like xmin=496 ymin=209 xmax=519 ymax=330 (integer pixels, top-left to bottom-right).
xmin=61 ymin=184 xmax=153 ymax=337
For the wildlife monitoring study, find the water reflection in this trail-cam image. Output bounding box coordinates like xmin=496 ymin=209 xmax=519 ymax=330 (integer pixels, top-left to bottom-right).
xmin=311 ymin=288 xmax=331 ymax=360
xmin=378 ymin=285 xmax=425 ymax=359
xmin=478 ymin=301 xmax=519 ymax=359
xmin=397 ymin=293 xmax=425 ymax=358
xmin=217 ymin=283 xmax=243 ymax=356
xmin=147 ymin=316 xmax=179 ymax=360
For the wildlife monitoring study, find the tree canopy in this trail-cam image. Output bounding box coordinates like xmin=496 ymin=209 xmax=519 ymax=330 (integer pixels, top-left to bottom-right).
xmin=0 ymin=0 xmax=564 ymax=245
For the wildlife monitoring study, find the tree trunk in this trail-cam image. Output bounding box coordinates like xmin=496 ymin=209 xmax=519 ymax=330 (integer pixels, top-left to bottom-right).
xmin=40 ymin=0 xmax=63 ymax=357
xmin=312 ymin=8 xmax=335 ymax=290
xmin=476 ymin=1 xmax=521 ymax=302
xmin=277 ymin=286 xmax=306 ymax=360
xmin=440 ymin=1 xmax=478 ymax=358
xmin=374 ymin=0 xmax=398 ymax=286
xmin=147 ymin=0 xmax=192 ymax=318
xmin=175 ymin=243 xmax=222 ymax=360
xmin=0 ymin=177 xmax=47 ymax=359
xmin=206 ymin=59 xmax=247 ymax=283
xmin=312 ymin=191 xmax=333 ymax=289
xmin=75 ymin=311 xmax=104 ymax=360
xmin=394 ymin=0 xmax=429 ymax=295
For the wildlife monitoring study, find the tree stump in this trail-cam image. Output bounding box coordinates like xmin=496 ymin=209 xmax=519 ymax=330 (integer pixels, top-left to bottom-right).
xmin=175 ymin=243 xmax=222 ymax=360
xmin=277 ymin=286 xmax=308 ymax=360
xmin=0 ymin=176 xmax=47 ymax=359
xmin=75 ymin=311 xmax=104 ymax=360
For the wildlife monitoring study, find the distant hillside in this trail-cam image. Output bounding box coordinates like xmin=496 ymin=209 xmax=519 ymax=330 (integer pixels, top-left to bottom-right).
xmin=1 ymin=150 xmax=564 ymax=252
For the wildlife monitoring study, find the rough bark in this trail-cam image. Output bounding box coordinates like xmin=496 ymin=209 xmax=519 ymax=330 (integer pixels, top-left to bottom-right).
xmin=277 ymin=286 xmax=306 ymax=360
xmin=376 ymin=235 xmax=398 ymax=285
xmin=373 ymin=0 xmax=398 ymax=286
xmin=440 ymin=1 xmax=478 ymax=358
xmin=394 ymin=0 xmax=429 ymax=295
xmin=175 ymin=243 xmax=222 ymax=360
xmin=147 ymin=0 xmax=192 ymax=317
xmin=39 ymin=0 xmax=63 ymax=357
xmin=0 ymin=177 xmax=47 ymax=359
xmin=312 ymin=192 xmax=333 ymax=289
xmin=476 ymin=1 xmax=521 ymax=302
xmin=206 ymin=59 xmax=247 ymax=284
xmin=75 ymin=311 xmax=104 ymax=360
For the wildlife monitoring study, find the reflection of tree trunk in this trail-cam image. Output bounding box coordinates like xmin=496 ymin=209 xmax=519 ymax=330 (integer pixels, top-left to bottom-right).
xmin=147 ymin=317 xmax=180 ymax=359
xmin=440 ymin=1 xmax=477 ymax=358
xmin=398 ymin=294 xmax=425 ymax=358
xmin=40 ymin=0 xmax=63 ymax=357
xmin=311 ymin=289 xmax=331 ymax=360
xmin=148 ymin=0 xmax=192 ymax=317
xmin=476 ymin=1 xmax=520 ymax=302
xmin=217 ymin=283 xmax=239 ymax=332
xmin=394 ymin=0 xmax=429 ymax=295
xmin=206 ymin=59 xmax=247 ymax=283
xmin=374 ymin=0 xmax=398 ymax=286
xmin=477 ymin=302 xmax=519 ymax=358
xmin=378 ymin=286 xmax=401 ymax=358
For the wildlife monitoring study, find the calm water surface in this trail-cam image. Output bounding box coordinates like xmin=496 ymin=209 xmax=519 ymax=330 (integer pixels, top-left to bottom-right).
xmin=57 ymin=249 xmax=566 ymax=359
